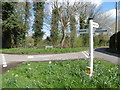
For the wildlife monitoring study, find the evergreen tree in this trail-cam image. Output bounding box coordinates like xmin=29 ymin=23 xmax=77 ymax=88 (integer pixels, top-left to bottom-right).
xmin=23 ymin=1 xmax=31 ymax=47
xmin=70 ymin=15 xmax=77 ymax=48
xmin=2 ymin=2 xmax=31 ymax=48
xmin=32 ymin=2 xmax=45 ymax=46
xmin=14 ymin=2 xmax=26 ymax=47
xmin=50 ymin=8 xmax=59 ymax=47
xmin=2 ymin=2 xmax=18 ymax=48
xmin=14 ymin=2 xmax=31 ymax=47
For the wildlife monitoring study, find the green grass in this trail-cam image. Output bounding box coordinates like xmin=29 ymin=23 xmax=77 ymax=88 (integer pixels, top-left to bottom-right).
xmin=1 ymin=47 xmax=87 ymax=54
xmin=2 ymin=59 xmax=120 ymax=88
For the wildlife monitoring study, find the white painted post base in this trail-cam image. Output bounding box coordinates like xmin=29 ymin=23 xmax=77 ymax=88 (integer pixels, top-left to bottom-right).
xmin=2 ymin=54 xmax=7 ymax=67
xmin=3 ymin=63 xmax=7 ymax=67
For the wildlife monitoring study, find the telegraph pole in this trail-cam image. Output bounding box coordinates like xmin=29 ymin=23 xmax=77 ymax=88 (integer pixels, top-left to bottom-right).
xmin=115 ymin=0 xmax=118 ymax=52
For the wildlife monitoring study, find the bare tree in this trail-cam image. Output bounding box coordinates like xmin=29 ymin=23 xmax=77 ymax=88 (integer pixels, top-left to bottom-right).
xmin=45 ymin=1 xmax=104 ymax=48
xmin=94 ymin=11 xmax=115 ymax=34
xmin=54 ymin=0 xmax=84 ymax=48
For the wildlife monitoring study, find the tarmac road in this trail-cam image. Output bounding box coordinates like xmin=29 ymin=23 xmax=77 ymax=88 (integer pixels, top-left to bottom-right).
xmin=0 ymin=48 xmax=120 ymax=73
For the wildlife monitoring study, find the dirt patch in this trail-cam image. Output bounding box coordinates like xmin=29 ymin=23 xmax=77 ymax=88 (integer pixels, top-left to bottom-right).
xmin=1 ymin=62 xmax=23 ymax=74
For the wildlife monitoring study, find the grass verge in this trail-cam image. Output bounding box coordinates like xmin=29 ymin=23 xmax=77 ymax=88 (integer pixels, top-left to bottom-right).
xmin=1 ymin=47 xmax=87 ymax=54
xmin=2 ymin=59 xmax=119 ymax=88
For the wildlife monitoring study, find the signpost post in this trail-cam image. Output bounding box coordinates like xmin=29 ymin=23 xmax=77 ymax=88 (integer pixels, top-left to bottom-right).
xmin=78 ymin=18 xmax=107 ymax=77
xmin=89 ymin=18 xmax=94 ymax=77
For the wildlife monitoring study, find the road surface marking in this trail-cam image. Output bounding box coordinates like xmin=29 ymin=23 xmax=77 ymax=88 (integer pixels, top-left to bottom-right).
xmin=35 ymin=55 xmax=54 ymax=58
xmin=1 ymin=54 xmax=7 ymax=67
xmin=84 ymin=51 xmax=89 ymax=56
xmin=28 ymin=55 xmax=54 ymax=59
xmin=82 ymin=51 xmax=89 ymax=58
xmin=28 ymin=56 xmax=34 ymax=59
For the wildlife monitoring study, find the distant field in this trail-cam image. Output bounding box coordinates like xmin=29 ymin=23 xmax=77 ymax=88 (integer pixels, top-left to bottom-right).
xmin=2 ymin=59 xmax=119 ymax=88
xmin=1 ymin=47 xmax=87 ymax=54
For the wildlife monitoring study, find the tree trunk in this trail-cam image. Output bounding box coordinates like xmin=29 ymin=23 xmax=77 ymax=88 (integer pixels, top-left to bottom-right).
xmin=60 ymin=28 xmax=67 ymax=48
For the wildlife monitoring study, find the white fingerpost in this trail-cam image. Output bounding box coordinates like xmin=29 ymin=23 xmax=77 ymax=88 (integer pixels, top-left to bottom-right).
xmin=89 ymin=18 xmax=94 ymax=77
xmin=79 ymin=18 xmax=100 ymax=76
